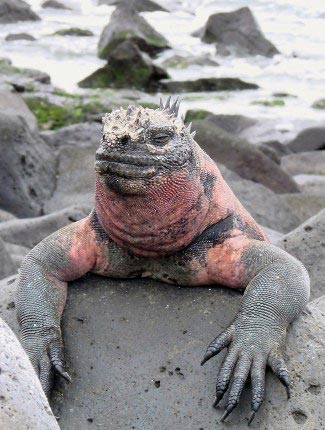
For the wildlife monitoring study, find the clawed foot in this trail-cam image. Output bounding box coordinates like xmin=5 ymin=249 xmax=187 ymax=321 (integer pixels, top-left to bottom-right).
xmin=22 ymin=327 xmax=71 ymax=396
xmin=201 ymin=322 xmax=291 ymax=425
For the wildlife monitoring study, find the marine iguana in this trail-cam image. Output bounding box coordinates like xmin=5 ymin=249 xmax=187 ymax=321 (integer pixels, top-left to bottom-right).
xmin=16 ymin=97 xmax=310 ymax=424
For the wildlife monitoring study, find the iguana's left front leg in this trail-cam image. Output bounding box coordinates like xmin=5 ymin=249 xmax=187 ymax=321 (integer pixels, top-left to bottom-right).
xmin=201 ymin=238 xmax=310 ymax=424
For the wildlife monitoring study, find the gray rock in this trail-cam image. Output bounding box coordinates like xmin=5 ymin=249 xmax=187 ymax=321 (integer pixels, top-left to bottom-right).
xmin=80 ymin=40 xmax=169 ymax=91
xmin=41 ymin=121 xmax=102 ymax=148
xmin=294 ymin=174 xmax=325 ymax=196
xmin=98 ymin=0 xmax=167 ymax=12
xmin=0 ymin=209 xmax=16 ymax=222
xmin=192 ymin=119 xmax=300 ymax=194
xmin=195 ymin=7 xmax=279 ymax=58
xmin=4 ymin=242 xmax=30 ymax=269
xmin=219 ymin=165 xmax=301 ymax=233
xmin=281 ymin=151 xmax=325 ymax=175
xmin=161 ymin=77 xmax=258 ymax=93
xmin=0 ymin=61 xmax=51 ymax=92
xmin=53 ymin=27 xmax=94 ymax=37
xmin=257 ymin=140 xmax=293 ymax=164
xmin=277 ymin=209 xmax=325 ymax=300
xmin=0 ymin=113 xmax=56 ymax=218
xmin=21 ymin=275 xmax=324 ymax=429
xmin=0 ymin=316 xmax=60 ymax=430
xmin=162 ymin=54 xmax=219 ymax=68
xmin=42 ymin=0 xmax=71 ymax=9
xmin=5 ymin=33 xmax=36 ymax=41
xmin=260 ymin=226 xmax=283 ymax=244
xmin=98 ymin=5 xmax=170 ymax=60
xmin=0 ymin=91 xmax=37 ymax=132
xmin=282 ymin=193 xmax=325 ymax=223
xmin=288 ymin=127 xmax=325 ymax=153
xmin=0 ymin=0 xmax=40 ymax=23
xmin=0 ymin=205 xmax=89 ymax=249
xmin=45 ymin=145 xmax=95 ymax=213
xmin=0 ymin=237 xmax=16 ymax=280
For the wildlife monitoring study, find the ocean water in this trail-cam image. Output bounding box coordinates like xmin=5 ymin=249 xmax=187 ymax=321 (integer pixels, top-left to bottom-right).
xmin=0 ymin=0 xmax=324 ymax=135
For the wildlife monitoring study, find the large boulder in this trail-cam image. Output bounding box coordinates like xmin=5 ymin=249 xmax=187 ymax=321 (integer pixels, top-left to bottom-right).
xmin=0 ymin=274 xmax=323 ymax=430
xmin=192 ymin=119 xmax=299 ymax=194
xmin=219 ymin=165 xmax=301 ymax=233
xmin=0 ymin=91 xmax=38 ymax=132
xmin=288 ymin=127 xmax=325 ymax=153
xmin=0 ymin=237 xmax=16 ymax=280
xmin=98 ymin=5 xmax=170 ymax=60
xmin=0 ymin=113 xmax=56 ymax=217
xmin=80 ymin=40 xmax=169 ymax=91
xmin=41 ymin=121 xmax=102 ymax=149
xmin=0 ymin=317 xmax=60 ymax=430
xmin=281 ymin=151 xmax=325 ymax=175
xmin=0 ymin=0 xmax=40 ymax=23
xmin=195 ymin=7 xmax=279 ymax=57
xmin=0 ymin=205 xmax=89 ymax=249
xmin=161 ymin=77 xmax=258 ymax=93
xmin=44 ymin=145 xmax=95 ymax=213
xmin=277 ymin=210 xmax=325 ymax=300
xmin=185 ymin=111 xmax=256 ymax=135
xmin=98 ymin=0 xmax=167 ymax=12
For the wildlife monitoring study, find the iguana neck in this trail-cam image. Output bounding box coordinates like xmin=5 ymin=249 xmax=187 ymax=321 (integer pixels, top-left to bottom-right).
xmin=94 ymin=171 xmax=210 ymax=257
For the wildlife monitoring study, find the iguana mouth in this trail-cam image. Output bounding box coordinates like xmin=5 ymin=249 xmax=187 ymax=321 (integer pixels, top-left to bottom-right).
xmin=95 ymin=158 xmax=157 ymax=179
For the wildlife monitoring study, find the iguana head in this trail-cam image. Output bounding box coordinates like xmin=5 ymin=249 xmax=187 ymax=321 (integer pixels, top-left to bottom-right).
xmin=95 ymin=97 xmax=197 ymax=194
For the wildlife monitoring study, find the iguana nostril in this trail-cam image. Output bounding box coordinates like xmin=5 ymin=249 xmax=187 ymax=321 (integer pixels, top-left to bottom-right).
xmin=121 ymin=135 xmax=129 ymax=145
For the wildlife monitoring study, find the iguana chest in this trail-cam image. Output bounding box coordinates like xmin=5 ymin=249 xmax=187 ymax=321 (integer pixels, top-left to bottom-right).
xmin=90 ymin=214 xmax=261 ymax=287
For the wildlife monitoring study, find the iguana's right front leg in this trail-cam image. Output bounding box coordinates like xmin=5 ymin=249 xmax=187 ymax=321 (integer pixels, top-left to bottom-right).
xmin=16 ymin=217 xmax=97 ymax=395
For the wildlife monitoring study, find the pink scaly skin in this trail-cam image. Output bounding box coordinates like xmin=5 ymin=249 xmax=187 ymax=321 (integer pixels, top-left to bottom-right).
xmin=17 ymin=98 xmax=309 ymax=425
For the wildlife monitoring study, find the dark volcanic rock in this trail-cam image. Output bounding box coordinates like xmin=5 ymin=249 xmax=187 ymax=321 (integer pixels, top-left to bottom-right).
xmin=195 ymin=7 xmax=279 ymax=57
xmin=288 ymin=127 xmax=325 ymax=153
xmin=0 ymin=205 xmax=89 ymax=249
xmin=277 ymin=209 xmax=325 ymax=300
xmin=0 ymin=113 xmax=56 ymax=217
xmin=98 ymin=5 xmax=170 ymax=59
xmin=0 ymin=316 xmax=60 ymax=430
xmin=192 ymin=119 xmax=299 ymax=194
xmin=0 ymin=237 xmax=16 ymax=280
xmin=5 ymin=33 xmax=36 ymax=41
xmin=0 ymin=272 xmax=324 ymax=429
xmin=161 ymin=77 xmax=258 ymax=93
xmin=53 ymin=27 xmax=94 ymax=37
xmin=98 ymin=0 xmax=167 ymax=12
xmin=80 ymin=40 xmax=169 ymax=90
xmin=0 ymin=0 xmax=40 ymax=23
xmin=42 ymin=0 xmax=71 ymax=9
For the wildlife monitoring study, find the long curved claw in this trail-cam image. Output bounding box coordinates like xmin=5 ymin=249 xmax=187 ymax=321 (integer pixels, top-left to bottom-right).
xmin=220 ymin=357 xmax=251 ymax=422
xmin=201 ymin=328 xmax=233 ymax=366
xmin=248 ymin=355 xmax=266 ymax=425
xmin=268 ymin=348 xmax=291 ymax=400
xmin=48 ymin=339 xmax=71 ymax=383
xmin=54 ymin=363 xmax=72 ymax=383
xmin=213 ymin=347 xmax=238 ymax=409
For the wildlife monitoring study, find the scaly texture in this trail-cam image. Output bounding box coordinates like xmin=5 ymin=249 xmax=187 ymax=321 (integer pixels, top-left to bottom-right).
xmin=17 ymin=97 xmax=310 ymax=424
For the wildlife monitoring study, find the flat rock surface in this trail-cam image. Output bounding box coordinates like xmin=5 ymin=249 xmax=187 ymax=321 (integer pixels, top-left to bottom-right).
xmin=1 ymin=269 xmax=324 ymax=430
xmin=281 ymin=151 xmax=325 ymax=175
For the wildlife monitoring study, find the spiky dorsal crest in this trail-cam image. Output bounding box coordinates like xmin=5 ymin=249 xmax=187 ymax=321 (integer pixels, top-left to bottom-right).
xmin=159 ymin=96 xmax=181 ymax=118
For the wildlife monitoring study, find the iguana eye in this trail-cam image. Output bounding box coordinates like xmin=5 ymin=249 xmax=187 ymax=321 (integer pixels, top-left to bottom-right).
xmin=153 ymin=133 xmax=170 ymax=145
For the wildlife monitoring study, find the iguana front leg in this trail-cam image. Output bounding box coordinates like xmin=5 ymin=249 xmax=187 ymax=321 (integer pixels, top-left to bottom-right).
xmin=201 ymin=238 xmax=310 ymax=424
xmin=16 ymin=217 xmax=97 ymax=395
